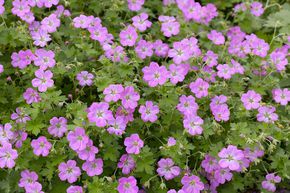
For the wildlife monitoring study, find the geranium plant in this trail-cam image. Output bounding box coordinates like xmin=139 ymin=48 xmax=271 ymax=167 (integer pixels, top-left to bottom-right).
xmin=0 ymin=0 xmax=289 ymax=193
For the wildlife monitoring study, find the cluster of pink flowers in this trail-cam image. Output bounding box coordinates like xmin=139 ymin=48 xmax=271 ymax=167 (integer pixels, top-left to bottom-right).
xmin=64 ymin=127 xmax=103 ymax=179
xmin=0 ymin=140 xmax=18 ymax=168
xmin=19 ymin=170 xmax=44 ymax=193
xmin=11 ymin=0 xmax=70 ymax=47
xmin=176 ymin=95 xmax=205 ymax=136
xmin=11 ymin=49 xmax=35 ymax=69
xmin=234 ymin=2 xmax=264 ymax=17
xmin=177 ymin=0 xmax=218 ymax=24
xmin=200 ymin=145 xmax=264 ymax=192
xmin=210 ymin=95 xmax=230 ymax=122
xmin=227 ymin=27 xmax=270 ymax=58
xmin=3 ymin=0 xmax=288 ymax=192
xmin=11 ymin=48 xmax=56 ymax=92
xmin=0 ymin=122 xmax=27 ymax=150
xmin=241 ymin=90 xmax=279 ymax=123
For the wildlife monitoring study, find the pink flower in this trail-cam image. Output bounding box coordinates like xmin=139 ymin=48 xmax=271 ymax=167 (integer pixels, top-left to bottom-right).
xmin=169 ymin=64 xmax=189 ymax=85
xmin=270 ymin=50 xmax=288 ymax=71
xmin=142 ymin=62 xmax=169 ymax=87
xmin=87 ymin=102 xmax=113 ymax=127
xmin=42 ymin=0 xmax=59 ymax=8
xmin=168 ymin=42 xmax=191 ymax=64
xmin=0 ymin=143 xmax=18 ymax=168
xmin=257 ymin=106 xmax=278 ymax=123
xmin=212 ymin=104 xmax=230 ymax=122
xmin=76 ymin=71 xmax=94 ymax=87
xmin=31 ymin=136 xmax=52 ymax=157
xmin=67 ymin=185 xmax=83 ymax=193
xmin=135 ymin=39 xmax=153 ymax=59
xmin=67 ymin=127 xmax=89 ymax=151
xmin=251 ymin=2 xmax=264 ymax=17
xmin=214 ymin=168 xmax=233 ymax=184
xmin=12 ymin=0 xmax=30 ymax=17
xmin=116 ymin=106 xmax=135 ymax=124
xmin=11 ymin=130 xmax=27 ymax=149
xmin=153 ymin=40 xmax=169 ymax=57
xmin=0 ymin=123 xmax=14 ymax=145
xmin=11 ymin=108 xmax=31 ymax=123
xmin=58 ymin=160 xmax=81 ymax=183
xmin=181 ymin=175 xmax=204 ymax=193
xmin=77 ymin=139 xmax=99 ymax=161
xmin=107 ymin=116 xmax=127 ymax=135
xmin=124 ymin=134 xmax=144 ymax=154
xmin=241 ymin=90 xmax=262 ymax=110
xmin=138 ymin=101 xmax=159 ymax=122
xmin=25 ymin=182 xmax=44 ymax=193
xmin=203 ymin=50 xmax=218 ymax=67
xmin=189 ymin=78 xmax=209 ymax=98
xmin=167 ymin=137 xmax=176 ymax=147
xmin=31 ymin=29 xmax=51 ymax=47
xmin=217 ymin=64 xmax=235 ymax=79
xmin=73 ymin=15 xmax=90 ymax=29
xmin=34 ymin=49 xmax=56 ymax=70
xmin=177 ymin=95 xmax=199 ymax=116
xmin=243 ymin=147 xmax=264 ymax=161
xmin=119 ymin=26 xmax=138 ymax=46
xmin=157 ymin=158 xmax=180 ymax=180
xmin=159 ymin=16 xmax=180 ymax=37
xmin=0 ymin=64 xmax=3 ymax=73
xmin=262 ymin=173 xmax=281 ymax=192
xmin=103 ymin=84 xmax=124 ymax=102
xmin=127 ymin=0 xmax=144 ymax=11
xmin=23 ymin=88 xmax=41 ymax=104
xmin=201 ymin=154 xmax=219 ymax=173
xmin=272 ymin=88 xmax=290 ymax=106
xmin=32 ymin=69 xmax=54 ymax=92
xmin=132 ymin=13 xmax=152 ymax=32
xmin=18 ymin=170 xmax=38 ymax=189
xmin=41 ymin=14 xmax=60 ymax=33
xmin=121 ymin=86 xmax=140 ymax=109
xmin=183 ymin=115 xmax=204 ymax=136
xmin=48 ymin=117 xmax=67 ymax=137
xmin=118 ymin=154 xmax=135 ymax=174
xmin=88 ymin=26 xmax=108 ymax=43
xmin=207 ymin=30 xmax=225 ymax=45
xmin=82 ymin=158 xmax=103 ymax=176
xmin=218 ymin=145 xmax=244 ymax=171
xmin=11 ymin=51 xmax=33 ymax=69
xmin=117 ymin=176 xmax=139 ymax=193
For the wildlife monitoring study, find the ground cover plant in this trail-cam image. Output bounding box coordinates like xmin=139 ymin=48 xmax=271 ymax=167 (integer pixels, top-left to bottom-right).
xmin=0 ymin=0 xmax=289 ymax=192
